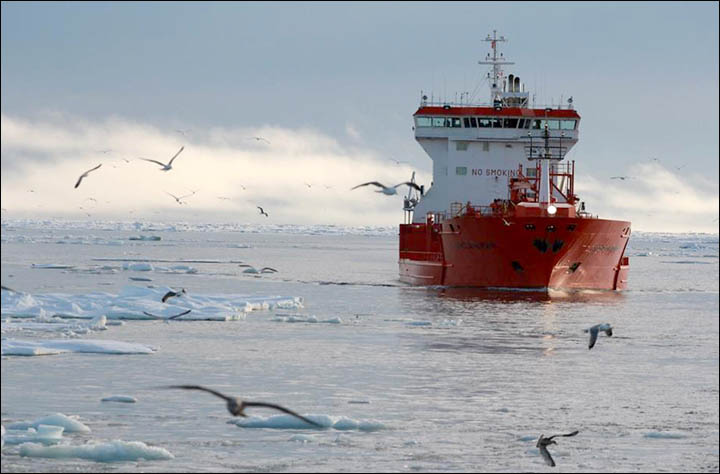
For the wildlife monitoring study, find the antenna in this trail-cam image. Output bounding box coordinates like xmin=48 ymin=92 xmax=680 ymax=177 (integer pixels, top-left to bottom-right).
xmin=478 ymin=30 xmax=514 ymax=106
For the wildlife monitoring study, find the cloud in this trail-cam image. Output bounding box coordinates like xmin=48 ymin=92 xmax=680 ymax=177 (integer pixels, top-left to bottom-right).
xmin=345 ymin=122 xmax=362 ymax=141
xmin=0 ymin=114 xmax=427 ymax=226
xmin=576 ymin=162 xmax=719 ymax=233
xmin=1 ymin=113 xmax=717 ymax=233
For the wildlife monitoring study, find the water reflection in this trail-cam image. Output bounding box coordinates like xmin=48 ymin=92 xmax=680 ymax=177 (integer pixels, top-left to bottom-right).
xmin=427 ymin=286 xmax=626 ymax=304
xmin=398 ymin=286 xmax=624 ymax=356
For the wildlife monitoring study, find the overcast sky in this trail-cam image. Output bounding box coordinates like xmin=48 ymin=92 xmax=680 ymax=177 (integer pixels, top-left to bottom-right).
xmin=1 ymin=1 xmax=718 ymax=232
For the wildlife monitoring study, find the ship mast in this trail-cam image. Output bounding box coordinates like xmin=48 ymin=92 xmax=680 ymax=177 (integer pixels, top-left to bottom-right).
xmin=478 ymin=30 xmax=514 ymax=106
xmin=538 ymin=123 xmax=554 ymax=214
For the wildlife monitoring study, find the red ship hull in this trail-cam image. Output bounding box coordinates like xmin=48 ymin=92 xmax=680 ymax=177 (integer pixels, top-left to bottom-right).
xmin=399 ymin=215 xmax=631 ymax=290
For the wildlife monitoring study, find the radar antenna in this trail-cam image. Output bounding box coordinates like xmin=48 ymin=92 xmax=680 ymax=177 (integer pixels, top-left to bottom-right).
xmin=478 ymin=30 xmax=514 ymax=106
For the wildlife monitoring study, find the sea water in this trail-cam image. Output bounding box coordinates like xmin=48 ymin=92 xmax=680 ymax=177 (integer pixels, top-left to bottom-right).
xmin=1 ymin=219 xmax=718 ymax=472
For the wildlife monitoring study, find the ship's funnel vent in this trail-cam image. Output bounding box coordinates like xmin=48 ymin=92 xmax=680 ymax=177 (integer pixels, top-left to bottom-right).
xmin=514 ymin=76 xmax=521 ymax=93
xmin=508 ymin=74 xmax=515 ymax=92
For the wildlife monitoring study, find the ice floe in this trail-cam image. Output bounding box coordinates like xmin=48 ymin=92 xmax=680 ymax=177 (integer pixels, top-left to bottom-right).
xmin=1 ymin=286 xmax=303 ymax=321
xmin=122 ymin=262 xmax=153 ymax=272
xmin=272 ymin=313 xmax=342 ymax=324
xmin=3 ymin=425 xmax=65 ymax=446
xmin=128 ymin=235 xmax=161 ymax=241
xmin=101 ymin=395 xmax=137 ymax=403
xmin=1 ymin=339 xmax=156 ymax=356
xmin=31 ymin=263 xmax=75 ymax=270
xmin=288 ymin=434 xmax=315 ymax=443
xmin=229 ymin=414 xmax=385 ymax=431
xmin=1 ymin=315 xmax=107 ymax=336
xmin=1 ymin=218 xmax=397 ymax=237
xmin=643 ymin=431 xmax=688 ymax=439
xmin=8 ymin=413 xmax=91 ymax=433
xmin=405 ymin=320 xmax=432 ymax=326
xmin=18 ymin=440 xmax=174 ymax=462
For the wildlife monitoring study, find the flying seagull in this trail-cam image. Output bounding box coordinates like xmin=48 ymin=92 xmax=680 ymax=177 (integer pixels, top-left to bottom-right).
xmin=165 ymin=190 xmax=196 ymax=205
xmin=248 ymin=136 xmax=271 ymax=144
xmin=140 ymin=146 xmax=185 ymax=171
xmin=162 ymin=288 xmax=186 ymax=303
xmin=387 ymin=157 xmax=410 ymax=165
xmin=176 ymin=129 xmax=191 ymax=137
xmin=74 ymin=164 xmax=102 ymax=189
xmin=584 ymin=323 xmax=613 ymax=350
xmin=257 ymin=206 xmax=269 ymax=217
xmin=164 ymin=385 xmax=321 ymax=427
xmin=609 ymin=176 xmax=634 ymax=181
xmin=143 ymin=309 xmax=192 ymax=320
xmin=536 ymin=430 xmax=579 ymax=467
xmin=351 ymin=181 xmax=423 ymax=196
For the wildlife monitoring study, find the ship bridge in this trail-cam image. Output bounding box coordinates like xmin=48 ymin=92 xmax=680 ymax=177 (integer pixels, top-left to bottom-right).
xmin=409 ymin=31 xmax=581 ymax=223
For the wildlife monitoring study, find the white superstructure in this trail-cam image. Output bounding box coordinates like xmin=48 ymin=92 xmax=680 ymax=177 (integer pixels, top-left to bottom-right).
xmin=410 ymin=31 xmax=580 ymax=223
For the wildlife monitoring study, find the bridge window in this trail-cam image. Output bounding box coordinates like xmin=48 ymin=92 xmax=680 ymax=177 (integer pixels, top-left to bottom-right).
xmin=490 ymin=118 xmax=502 ymax=128
xmin=416 ymin=117 xmax=432 ymax=127
xmin=561 ymin=120 xmax=577 ymax=130
xmin=450 ymin=117 xmax=462 ymax=128
xmin=478 ymin=118 xmax=492 ymax=128
xmin=463 ymin=118 xmax=471 ymax=128
xmin=531 ymin=119 xmax=542 ymax=129
xmin=470 ymin=117 xmax=477 ymax=127
xmin=456 ymin=141 xmax=469 ymax=151
xmin=432 ymin=117 xmax=445 ymax=127
xmin=542 ymin=120 xmax=561 ymax=130
xmin=504 ymin=118 xmax=519 ymax=128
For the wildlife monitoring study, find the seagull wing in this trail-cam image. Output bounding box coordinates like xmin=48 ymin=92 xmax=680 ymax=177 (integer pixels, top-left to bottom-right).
xmin=167 ymin=146 xmax=185 ymax=166
xmin=178 ymin=190 xmax=196 ymax=200
xmin=351 ymin=182 xmax=384 ymax=190
xmin=547 ymin=430 xmax=580 ymax=441
xmin=165 ymin=191 xmax=181 ymax=201
xmin=162 ymin=291 xmax=176 ymax=303
xmin=260 ymin=267 xmax=278 ymax=273
xmin=165 ymin=385 xmax=234 ymax=402
xmin=75 ymin=164 xmax=102 ymax=188
xmin=588 ymin=325 xmax=600 ymax=349
xmin=140 ymin=158 xmax=169 ymax=168
xmin=167 ymin=309 xmax=192 ymax=320
xmin=538 ymin=443 xmax=556 ymax=467
xmin=243 ymin=401 xmax=321 ymax=427
xmin=395 ymin=182 xmax=423 ymax=192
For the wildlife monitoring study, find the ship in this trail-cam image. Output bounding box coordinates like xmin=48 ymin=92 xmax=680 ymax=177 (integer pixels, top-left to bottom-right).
xmin=398 ymin=31 xmax=631 ymax=290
